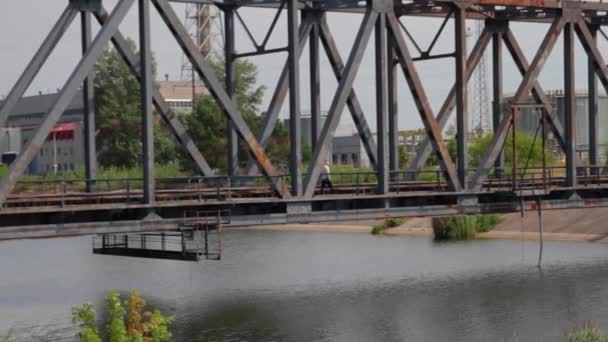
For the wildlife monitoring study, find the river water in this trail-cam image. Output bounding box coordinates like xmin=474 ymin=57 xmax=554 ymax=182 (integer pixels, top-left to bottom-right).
xmin=1 ymin=230 xmax=608 ymax=341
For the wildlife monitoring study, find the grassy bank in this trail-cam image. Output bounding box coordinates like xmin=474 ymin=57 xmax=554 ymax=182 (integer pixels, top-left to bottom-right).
xmin=371 ymin=218 xmax=405 ymax=235
xmin=432 ymin=215 xmax=503 ymax=240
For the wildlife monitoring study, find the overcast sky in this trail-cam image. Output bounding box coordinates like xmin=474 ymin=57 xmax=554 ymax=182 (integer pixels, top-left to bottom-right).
xmin=0 ymin=0 xmax=605 ymax=132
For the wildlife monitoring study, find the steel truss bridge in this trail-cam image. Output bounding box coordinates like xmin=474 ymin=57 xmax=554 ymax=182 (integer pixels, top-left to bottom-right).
xmin=1 ymin=0 xmax=608 ymax=240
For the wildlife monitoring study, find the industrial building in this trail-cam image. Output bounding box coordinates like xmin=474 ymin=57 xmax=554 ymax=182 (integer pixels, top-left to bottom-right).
xmin=158 ymin=79 xmax=209 ymax=113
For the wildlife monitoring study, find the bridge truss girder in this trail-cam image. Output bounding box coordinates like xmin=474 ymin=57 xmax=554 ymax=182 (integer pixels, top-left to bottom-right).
xmin=0 ymin=0 xmax=607 ymax=210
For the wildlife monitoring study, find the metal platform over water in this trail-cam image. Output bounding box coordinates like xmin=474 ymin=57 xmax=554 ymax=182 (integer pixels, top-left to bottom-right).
xmin=93 ymin=211 xmax=225 ymax=261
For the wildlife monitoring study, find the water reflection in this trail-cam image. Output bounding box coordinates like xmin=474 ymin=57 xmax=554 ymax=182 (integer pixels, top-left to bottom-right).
xmin=1 ymin=230 xmax=608 ymax=341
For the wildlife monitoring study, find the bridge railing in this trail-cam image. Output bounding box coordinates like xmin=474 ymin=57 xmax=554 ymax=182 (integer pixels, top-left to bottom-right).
xmin=5 ymin=165 xmax=608 ymax=208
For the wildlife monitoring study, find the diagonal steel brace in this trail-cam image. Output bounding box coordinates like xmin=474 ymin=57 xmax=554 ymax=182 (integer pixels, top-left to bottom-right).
xmin=152 ymin=0 xmax=287 ymax=197
xmin=94 ymin=8 xmax=213 ymax=176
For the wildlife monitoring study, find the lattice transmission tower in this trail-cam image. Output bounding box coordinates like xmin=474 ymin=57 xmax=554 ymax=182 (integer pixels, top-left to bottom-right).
xmin=180 ymin=4 xmax=224 ymax=81
xmin=468 ymin=21 xmax=490 ymax=136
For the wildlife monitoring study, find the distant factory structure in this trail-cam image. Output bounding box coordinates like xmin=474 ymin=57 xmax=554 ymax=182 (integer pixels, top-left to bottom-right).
xmin=510 ymin=90 xmax=608 ymax=162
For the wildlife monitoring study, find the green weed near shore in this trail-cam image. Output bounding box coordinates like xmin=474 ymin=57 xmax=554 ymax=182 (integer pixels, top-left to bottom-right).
xmin=371 ymin=218 xmax=405 ymax=235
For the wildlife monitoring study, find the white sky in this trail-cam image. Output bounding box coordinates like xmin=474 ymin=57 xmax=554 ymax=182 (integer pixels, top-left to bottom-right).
xmin=0 ymin=0 xmax=605 ymax=133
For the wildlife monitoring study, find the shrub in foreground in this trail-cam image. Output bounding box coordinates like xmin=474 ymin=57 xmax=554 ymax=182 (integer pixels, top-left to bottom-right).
xmin=72 ymin=290 xmax=174 ymax=342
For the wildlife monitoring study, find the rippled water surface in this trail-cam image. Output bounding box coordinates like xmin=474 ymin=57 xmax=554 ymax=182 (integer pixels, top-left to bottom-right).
xmin=1 ymin=230 xmax=608 ymax=341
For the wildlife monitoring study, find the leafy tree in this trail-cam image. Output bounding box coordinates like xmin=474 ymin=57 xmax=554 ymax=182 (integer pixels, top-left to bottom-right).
xmin=425 ymin=131 xmax=553 ymax=171
xmin=468 ymin=131 xmax=554 ymax=169
xmin=95 ymin=39 xmax=177 ymax=169
xmin=185 ymin=58 xmax=290 ymax=172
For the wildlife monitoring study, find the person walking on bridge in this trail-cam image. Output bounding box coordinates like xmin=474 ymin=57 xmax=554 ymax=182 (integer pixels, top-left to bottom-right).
xmin=321 ymin=161 xmax=333 ymax=194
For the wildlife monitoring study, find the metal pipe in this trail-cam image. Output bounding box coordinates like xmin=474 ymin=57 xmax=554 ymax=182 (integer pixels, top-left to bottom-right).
xmin=492 ymin=31 xmax=503 ymax=179
xmin=455 ymin=6 xmax=468 ymax=190
xmin=388 ymin=34 xmax=399 ymax=175
xmin=288 ymin=0 xmax=302 ymax=196
xmin=588 ymin=25 xmax=599 ymax=176
xmin=310 ymin=17 xmax=321 ymax=152
xmin=140 ymin=0 xmax=155 ymax=204
xmin=376 ymin=13 xmax=388 ymax=194
xmin=225 ymin=7 xmax=238 ymax=176
xmin=81 ymin=11 xmax=97 ymax=193
xmin=564 ymin=22 xmax=576 ymax=187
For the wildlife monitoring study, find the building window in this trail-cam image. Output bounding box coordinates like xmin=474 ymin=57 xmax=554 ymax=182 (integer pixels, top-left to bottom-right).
xmin=332 ymin=154 xmax=338 ymax=164
xmin=57 ymin=147 xmax=61 ymax=155
xmin=341 ymin=154 xmax=348 ymax=165
xmin=352 ymin=153 xmax=359 ymax=166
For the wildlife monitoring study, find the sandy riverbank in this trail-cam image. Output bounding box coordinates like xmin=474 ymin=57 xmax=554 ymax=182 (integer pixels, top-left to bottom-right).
xmin=230 ymin=208 xmax=608 ymax=243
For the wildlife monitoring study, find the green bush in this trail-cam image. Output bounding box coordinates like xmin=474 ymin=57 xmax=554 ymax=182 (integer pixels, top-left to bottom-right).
xmin=0 ymin=164 xmax=6 ymax=178
xmin=568 ymin=323 xmax=608 ymax=342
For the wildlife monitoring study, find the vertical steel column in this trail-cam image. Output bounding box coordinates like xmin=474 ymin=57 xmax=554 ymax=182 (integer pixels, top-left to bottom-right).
xmin=588 ymin=25 xmax=599 ymax=175
xmin=139 ymin=0 xmax=155 ymax=204
xmin=309 ymin=13 xmax=321 ymax=151
xmin=564 ymin=22 xmax=577 ymax=187
xmin=225 ymin=7 xmax=238 ymax=176
xmin=288 ymin=0 xmax=302 ymax=196
xmin=455 ymin=6 xmax=468 ymax=189
xmin=81 ymin=11 xmax=97 ymax=192
xmin=492 ymin=31 xmax=503 ymax=179
xmin=376 ymin=13 xmax=389 ymax=194
xmin=388 ymin=36 xmax=399 ymax=175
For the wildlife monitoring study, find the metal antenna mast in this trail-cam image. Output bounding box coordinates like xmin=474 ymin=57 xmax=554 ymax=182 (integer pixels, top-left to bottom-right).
xmin=469 ymin=20 xmax=490 ymax=136
xmin=180 ymin=4 xmax=224 ymax=80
